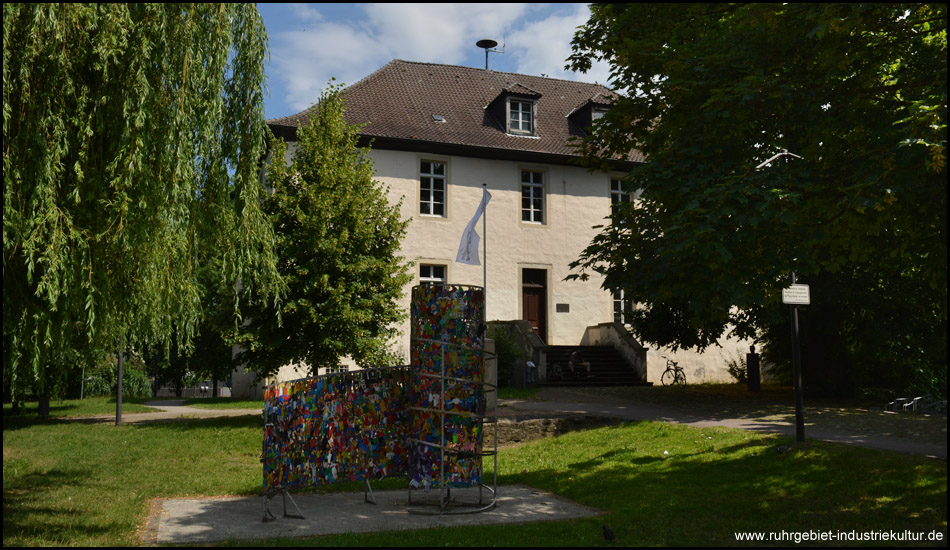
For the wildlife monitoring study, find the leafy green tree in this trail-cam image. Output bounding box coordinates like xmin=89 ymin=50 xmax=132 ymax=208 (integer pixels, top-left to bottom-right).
xmin=189 ymin=305 xmax=238 ymax=399
xmin=568 ymin=4 xmax=946 ymax=394
xmin=147 ymin=339 xmax=193 ymax=399
xmin=3 ymin=4 xmax=281 ymax=408
xmin=236 ymin=87 xmax=412 ymax=378
xmin=146 ymin=261 xmax=242 ymax=398
xmin=83 ymin=351 xmax=152 ymax=400
xmin=182 ymin=262 xmax=237 ymax=397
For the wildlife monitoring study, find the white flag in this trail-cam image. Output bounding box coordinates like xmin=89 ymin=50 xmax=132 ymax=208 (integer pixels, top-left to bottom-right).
xmin=455 ymin=190 xmax=492 ymax=265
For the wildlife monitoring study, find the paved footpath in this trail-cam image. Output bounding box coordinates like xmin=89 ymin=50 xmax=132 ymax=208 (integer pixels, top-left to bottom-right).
xmin=63 ymin=399 xmax=262 ymax=424
xmin=495 ymin=387 xmax=947 ymax=460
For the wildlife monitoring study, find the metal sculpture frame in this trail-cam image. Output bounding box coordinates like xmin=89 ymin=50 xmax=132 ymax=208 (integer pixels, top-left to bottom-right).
xmin=259 ymin=283 xmax=498 ymax=520
xmin=407 ymin=284 xmax=497 ymax=514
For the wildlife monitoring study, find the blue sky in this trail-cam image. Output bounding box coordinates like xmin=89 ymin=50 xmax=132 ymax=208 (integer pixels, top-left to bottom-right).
xmin=257 ymin=3 xmax=612 ymax=120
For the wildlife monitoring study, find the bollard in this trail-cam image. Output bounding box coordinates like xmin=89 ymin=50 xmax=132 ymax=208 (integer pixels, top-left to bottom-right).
xmin=747 ymin=345 xmax=761 ymax=392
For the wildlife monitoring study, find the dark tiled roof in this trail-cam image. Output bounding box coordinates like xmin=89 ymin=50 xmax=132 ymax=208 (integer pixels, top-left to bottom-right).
xmin=268 ymin=60 xmax=644 ymax=164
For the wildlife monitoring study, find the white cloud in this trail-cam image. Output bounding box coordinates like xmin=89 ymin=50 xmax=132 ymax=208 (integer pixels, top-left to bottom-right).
xmin=270 ymin=22 xmax=387 ymax=112
xmin=508 ymin=4 xmax=613 ymax=85
xmin=362 ymin=3 xmax=532 ymax=63
xmin=287 ymin=3 xmax=324 ymax=23
xmin=266 ymin=3 xmax=616 ymax=114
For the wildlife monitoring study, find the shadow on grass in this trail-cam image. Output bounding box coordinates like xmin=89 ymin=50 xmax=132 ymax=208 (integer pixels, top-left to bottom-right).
xmin=195 ymin=425 xmax=947 ymax=547
xmin=3 ymin=404 xmax=260 ymax=433
xmin=150 ymin=422 xmax=945 ymax=546
xmin=568 ymin=385 xmax=948 ymax=447
xmin=2 ymin=464 xmax=118 ymax=545
xmin=495 ymin=424 xmax=946 ymax=546
xmin=129 ymin=414 xmax=264 ymax=432
xmin=3 ymin=410 xmax=945 ymax=546
xmin=3 ymin=397 xmax=158 ymax=431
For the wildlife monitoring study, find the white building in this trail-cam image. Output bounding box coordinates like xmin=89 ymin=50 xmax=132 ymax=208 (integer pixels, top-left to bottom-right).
xmin=231 ymin=60 xmax=746 ymax=397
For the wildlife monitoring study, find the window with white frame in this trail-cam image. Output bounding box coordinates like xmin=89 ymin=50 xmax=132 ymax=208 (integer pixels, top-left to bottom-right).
xmin=420 ymin=160 xmax=446 ymax=216
xmin=509 ymin=99 xmax=534 ymax=134
xmin=613 ymin=290 xmax=633 ymax=325
xmin=610 ymin=178 xmax=631 ymax=217
xmin=521 ymin=170 xmax=544 ymax=223
xmin=420 ymin=264 xmax=447 ymax=285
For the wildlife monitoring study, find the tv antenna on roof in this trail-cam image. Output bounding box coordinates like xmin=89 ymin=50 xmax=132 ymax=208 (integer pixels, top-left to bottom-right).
xmin=476 ymin=38 xmax=505 ymax=70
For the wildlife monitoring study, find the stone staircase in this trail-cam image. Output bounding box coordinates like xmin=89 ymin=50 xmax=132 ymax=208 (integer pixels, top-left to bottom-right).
xmin=543 ymin=345 xmax=650 ymax=387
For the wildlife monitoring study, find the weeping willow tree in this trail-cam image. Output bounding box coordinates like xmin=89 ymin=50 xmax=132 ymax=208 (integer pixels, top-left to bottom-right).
xmin=3 ymin=4 xmax=282 ymax=407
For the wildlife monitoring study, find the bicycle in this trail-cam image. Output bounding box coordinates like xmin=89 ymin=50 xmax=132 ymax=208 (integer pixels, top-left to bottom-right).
xmin=660 ymin=357 xmax=686 ymax=386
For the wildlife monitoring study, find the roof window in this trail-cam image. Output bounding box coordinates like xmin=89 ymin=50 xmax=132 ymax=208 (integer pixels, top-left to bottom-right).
xmin=508 ymin=99 xmax=534 ymax=135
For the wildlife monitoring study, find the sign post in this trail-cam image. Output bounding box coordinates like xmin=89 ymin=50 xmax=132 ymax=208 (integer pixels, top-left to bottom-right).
xmin=757 ymin=149 xmax=806 ymax=443
xmin=783 ymin=273 xmax=807 ymax=442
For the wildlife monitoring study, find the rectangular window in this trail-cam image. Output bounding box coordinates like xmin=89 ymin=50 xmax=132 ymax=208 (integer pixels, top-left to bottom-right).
xmin=521 ymin=170 xmax=544 ymax=223
xmin=613 ymin=290 xmax=633 ymax=325
xmin=610 ymin=178 xmax=631 ymax=217
xmin=420 ymin=160 xmax=446 ymax=216
xmin=509 ymin=100 xmax=533 ymax=134
xmin=420 ymin=264 xmax=447 ymax=285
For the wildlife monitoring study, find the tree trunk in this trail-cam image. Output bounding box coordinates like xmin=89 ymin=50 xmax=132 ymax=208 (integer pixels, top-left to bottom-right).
xmin=39 ymin=393 xmax=50 ymax=419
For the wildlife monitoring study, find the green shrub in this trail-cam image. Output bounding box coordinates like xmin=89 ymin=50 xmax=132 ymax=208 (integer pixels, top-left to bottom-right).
xmin=908 ymin=359 xmax=947 ymax=401
xmin=723 ymin=349 xmax=748 ymax=384
xmin=83 ymin=354 xmax=152 ymax=399
xmin=487 ymin=324 xmax=525 ymax=387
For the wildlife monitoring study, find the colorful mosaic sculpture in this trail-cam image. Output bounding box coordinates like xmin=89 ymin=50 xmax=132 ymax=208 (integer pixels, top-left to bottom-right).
xmin=262 ymin=368 xmax=410 ymax=493
xmin=261 ymin=285 xmax=487 ymax=496
xmin=408 ymin=284 xmax=487 ymax=491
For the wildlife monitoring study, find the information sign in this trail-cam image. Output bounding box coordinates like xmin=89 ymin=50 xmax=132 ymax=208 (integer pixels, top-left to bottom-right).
xmin=782 ymin=284 xmax=810 ymax=305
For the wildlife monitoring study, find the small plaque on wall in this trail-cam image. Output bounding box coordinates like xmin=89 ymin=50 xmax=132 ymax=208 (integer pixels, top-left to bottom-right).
xmin=556 ymin=303 xmax=570 ymax=313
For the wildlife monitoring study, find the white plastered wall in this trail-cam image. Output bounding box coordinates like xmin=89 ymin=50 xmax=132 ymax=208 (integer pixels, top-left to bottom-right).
xmin=371 ymin=149 xmax=617 ymax=358
xmin=646 ymin=336 xmax=757 ymax=385
xmin=261 ymin=143 xmax=752 ymax=386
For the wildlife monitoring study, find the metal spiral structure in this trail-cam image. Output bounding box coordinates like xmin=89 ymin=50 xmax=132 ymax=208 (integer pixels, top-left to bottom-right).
xmin=407 ymin=284 xmax=497 ymax=514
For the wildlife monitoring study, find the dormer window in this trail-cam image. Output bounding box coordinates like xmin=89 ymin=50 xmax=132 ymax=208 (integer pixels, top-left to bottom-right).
xmin=509 ymin=99 xmax=534 ymax=134
xmin=487 ymin=84 xmax=542 ymax=136
xmin=567 ymin=94 xmax=614 ymax=136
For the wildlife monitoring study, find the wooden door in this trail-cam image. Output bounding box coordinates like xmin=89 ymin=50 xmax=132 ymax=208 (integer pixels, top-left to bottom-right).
xmin=521 ymin=269 xmax=547 ymax=343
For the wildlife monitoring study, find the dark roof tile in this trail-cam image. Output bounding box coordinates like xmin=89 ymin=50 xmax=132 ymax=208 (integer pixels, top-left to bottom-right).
xmin=268 ymin=60 xmax=644 ymax=163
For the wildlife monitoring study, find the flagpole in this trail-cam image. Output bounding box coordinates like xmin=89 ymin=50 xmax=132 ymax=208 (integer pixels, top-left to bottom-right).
xmin=482 ymin=183 xmax=487 ymax=319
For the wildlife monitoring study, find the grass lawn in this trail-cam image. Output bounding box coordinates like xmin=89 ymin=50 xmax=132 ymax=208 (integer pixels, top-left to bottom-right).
xmin=2 ymin=396 xmax=161 ymax=418
xmin=3 ymin=406 xmax=945 ymax=547
xmin=497 ymin=386 xmax=543 ymax=400
xmin=183 ymin=397 xmax=264 ymax=410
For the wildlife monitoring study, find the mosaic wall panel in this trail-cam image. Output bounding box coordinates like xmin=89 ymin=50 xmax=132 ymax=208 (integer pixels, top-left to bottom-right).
xmin=262 ymin=368 xmax=410 ymax=493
